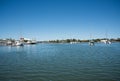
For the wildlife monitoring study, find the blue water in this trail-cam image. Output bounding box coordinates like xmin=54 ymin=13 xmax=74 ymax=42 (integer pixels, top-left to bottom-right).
xmin=0 ymin=43 xmax=120 ymax=81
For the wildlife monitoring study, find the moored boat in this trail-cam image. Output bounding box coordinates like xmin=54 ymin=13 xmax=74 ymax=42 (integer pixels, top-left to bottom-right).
xmin=101 ymin=39 xmax=111 ymax=44
xmin=27 ymin=40 xmax=37 ymax=44
xmin=89 ymin=40 xmax=94 ymax=46
xmin=15 ymin=41 xmax=24 ymax=46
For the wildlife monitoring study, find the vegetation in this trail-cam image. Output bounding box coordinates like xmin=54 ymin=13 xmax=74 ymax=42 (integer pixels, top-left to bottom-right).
xmin=40 ymin=38 xmax=120 ymax=43
xmin=1 ymin=38 xmax=120 ymax=45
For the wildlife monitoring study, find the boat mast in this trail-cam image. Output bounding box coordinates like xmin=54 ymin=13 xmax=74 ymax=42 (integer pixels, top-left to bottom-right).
xmin=105 ymin=30 xmax=108 ymax=40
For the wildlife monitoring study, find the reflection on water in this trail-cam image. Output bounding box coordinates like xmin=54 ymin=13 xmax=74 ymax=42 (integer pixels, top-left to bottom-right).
xmin=0 ymin=43 xmax=120 ymax=81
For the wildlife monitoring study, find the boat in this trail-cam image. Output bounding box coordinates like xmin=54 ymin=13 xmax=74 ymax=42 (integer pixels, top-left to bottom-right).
xmin=70 ymin=42 xmax=77 ymax=44
xmin=6 ymin=40 xmax=12 ymax=45
xmin=15 ymin=41 xmax=24 ymax=46
xmin=89 ymin=34 xmax=95 ymax=46
xmin=101 ymin=39 xmax=111 ymax=44
xmin=106 ymin=39 xmax=111 ymax=44
xmin=89 ymin=40 xmax=94 ymax=46
xmin=27 ymin=40 xmax=37 ymax=44
xmin=103 ymin=31 xmax=111 ymax=44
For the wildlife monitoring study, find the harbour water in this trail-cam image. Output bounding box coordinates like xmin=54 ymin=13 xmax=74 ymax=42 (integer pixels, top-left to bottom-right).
xmin=0 ymin=43 xmax=120 ymax=81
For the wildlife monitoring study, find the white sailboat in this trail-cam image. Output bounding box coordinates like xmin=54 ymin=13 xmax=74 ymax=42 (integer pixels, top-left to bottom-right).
xmin=89 ymin=34 xmax=95 ymax=46
xmin=89 ymin=40 xmax=94 ymax=46
xmin=103 ymin=31 xmax=111 ymax=44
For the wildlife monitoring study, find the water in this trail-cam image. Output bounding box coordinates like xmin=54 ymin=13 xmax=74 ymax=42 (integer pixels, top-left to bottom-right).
xmin=0 ymin=43 xmax=120 ymax=81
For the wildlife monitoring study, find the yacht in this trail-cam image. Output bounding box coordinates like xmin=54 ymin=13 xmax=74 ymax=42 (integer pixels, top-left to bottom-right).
xmin=27 ymin=40 xmax=37 ymax=44
xmin=15 ymin=41 xmax=24 ymax=46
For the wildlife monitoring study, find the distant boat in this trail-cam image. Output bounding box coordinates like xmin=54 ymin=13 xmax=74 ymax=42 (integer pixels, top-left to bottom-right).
xmin=15 ymin=41 xmax=24 ymax=46
xmin=101 ymin=39 xmax=111 ymax=44
xmin=105 ymin=39 xmax=111 ymax=44
xmin=70 ymin=42 xmax=77 ymax=44
xmin=6 ymin=40 xmax=12 ymax=45
xmin=89 ymin=40 xmax=94 ymax=46
xmin=27 ymin=40 xmax=37 ymax=44
xmin=102 ymin=31 xmax=111 ymax=44
xmin=89 ymin=34 xmax=95 ymax=46
xmin=105 ymin=30 xmax=111 ymax=44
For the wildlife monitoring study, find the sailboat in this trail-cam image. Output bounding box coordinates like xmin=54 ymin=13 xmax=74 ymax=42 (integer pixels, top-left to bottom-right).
xmin=89 ymin=34 xmax=95 ymax=46
xmin=89 ymin=40 xmax=94 ymax=46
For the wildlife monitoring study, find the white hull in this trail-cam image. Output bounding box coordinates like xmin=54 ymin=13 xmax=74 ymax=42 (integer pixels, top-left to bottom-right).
xmin=89 ymin=42 xmax=94 ymax=46
xmin=27 ymin=40 xmax=37 ymax=44
xmin=101 ymin=40 xmax=111 ymax=44
xmin=15 ymin=41 xmax=24 ymax=46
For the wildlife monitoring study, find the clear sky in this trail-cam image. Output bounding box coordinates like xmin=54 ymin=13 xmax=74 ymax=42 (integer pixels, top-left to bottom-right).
xmin=0 ymin=0 xmax=120 ymax=40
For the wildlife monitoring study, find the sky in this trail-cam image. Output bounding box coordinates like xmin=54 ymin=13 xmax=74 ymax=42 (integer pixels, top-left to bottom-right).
xmin=0 ymin=0 xmax=120 ymax=40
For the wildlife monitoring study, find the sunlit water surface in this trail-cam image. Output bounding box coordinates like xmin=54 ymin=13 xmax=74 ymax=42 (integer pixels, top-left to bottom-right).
xmin=0 ymin=43 xmax=120 ymax=81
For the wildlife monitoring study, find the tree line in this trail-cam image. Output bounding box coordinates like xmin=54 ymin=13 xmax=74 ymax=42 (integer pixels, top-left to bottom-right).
xmin=39 ymin=38 xmax=120 ymax=43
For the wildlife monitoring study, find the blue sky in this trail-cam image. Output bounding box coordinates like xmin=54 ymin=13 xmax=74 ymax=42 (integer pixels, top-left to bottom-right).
xmin=0 ymin=0 xmax=120 ymax=40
